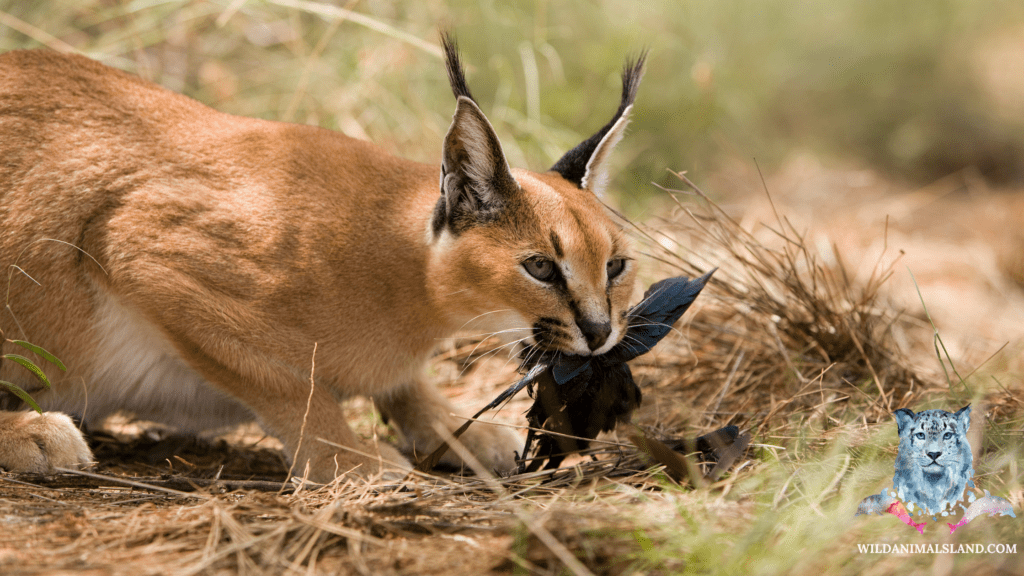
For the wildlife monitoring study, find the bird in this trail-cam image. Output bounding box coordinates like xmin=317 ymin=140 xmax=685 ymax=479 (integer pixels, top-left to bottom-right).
xmin=519 ymin=269 xmax=717 ymax=471
xmin=416 ymin=269 xmax=717 ymax=473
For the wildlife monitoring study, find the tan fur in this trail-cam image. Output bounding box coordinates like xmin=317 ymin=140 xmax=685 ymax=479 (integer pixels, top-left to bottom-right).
xmin=0 ymin=49 xmax=638 ymax=482
xmin=0 ymin=411 xmax=92 ymax=473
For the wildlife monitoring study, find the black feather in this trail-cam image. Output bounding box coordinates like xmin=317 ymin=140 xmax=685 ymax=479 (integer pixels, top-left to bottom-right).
xmin=414 ymin=269 xmax=717 ymax=474
xmin=604 ymin=268 xmax=716 ymax=363
xmin=519 ymin=268 xmax=716 ymax=471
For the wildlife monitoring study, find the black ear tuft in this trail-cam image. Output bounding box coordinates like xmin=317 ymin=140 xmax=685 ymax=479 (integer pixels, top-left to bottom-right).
xmin=618 ymin=51 xmax=647 ymax=114
xmin=551 ymin=51 xmax=647 ymax=191
xmin=440 ymin=31 xmax=474 ymax=102
xmin=433 ymin=34 xmax=519 ymax=237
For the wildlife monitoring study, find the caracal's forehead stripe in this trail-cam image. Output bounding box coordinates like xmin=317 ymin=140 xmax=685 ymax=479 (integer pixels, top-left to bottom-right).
xmin=512 ymin=168 xmax=616 ymax=259
xmin=510 ymin=167 xmax=627 ymax=327
xmin=549 ymin=231 xmax=564 ymax=258
xmin=562 ymin=208 xmax=613 ymax=276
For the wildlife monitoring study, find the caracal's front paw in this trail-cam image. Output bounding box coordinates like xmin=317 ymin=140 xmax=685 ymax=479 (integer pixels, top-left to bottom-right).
xmin=293 ymin=440 xmax=413 ymax=484
xmin=374 ymin=442 xmax=415 ymax=481
xmin=0 ymin=411 xmax=93 ymax=474
xmin=440 ymin=423 xmax=523 ymax=475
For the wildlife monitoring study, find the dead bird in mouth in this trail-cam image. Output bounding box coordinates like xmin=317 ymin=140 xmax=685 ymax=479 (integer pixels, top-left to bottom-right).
xmin=519 ymin=269 xmax=717 ymax=471
xmin=417 ymin=269 xmax=719 ymax=474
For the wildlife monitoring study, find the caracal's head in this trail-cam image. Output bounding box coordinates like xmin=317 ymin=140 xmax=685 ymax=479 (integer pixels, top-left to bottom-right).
xmin=428 ymin=34 xmax=644 ymax=357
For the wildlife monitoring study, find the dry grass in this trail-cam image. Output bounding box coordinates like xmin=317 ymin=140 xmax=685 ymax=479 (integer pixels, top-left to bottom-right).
xmin=2 ymin=168 xmax=1021 ymax=575
xmin=2 ymin=3 xmax=1023 ymax=573
xmin=632 ymin=170 xmax=924 ymax=435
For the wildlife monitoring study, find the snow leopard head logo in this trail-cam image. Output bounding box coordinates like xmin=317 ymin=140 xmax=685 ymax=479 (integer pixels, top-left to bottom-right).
xmin=856 ymin=404 xmax=1015 ymax=534
xmin=893 ymin=405 xmax=974 ymax=517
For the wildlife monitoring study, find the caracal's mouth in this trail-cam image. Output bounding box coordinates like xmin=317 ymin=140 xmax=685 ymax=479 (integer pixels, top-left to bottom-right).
xmin=526 ymin=327 xmax=624 ymax=358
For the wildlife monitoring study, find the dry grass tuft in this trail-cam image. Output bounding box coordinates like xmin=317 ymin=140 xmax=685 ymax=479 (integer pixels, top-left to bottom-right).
xmin=625 ymin=171 xmax=929 ymax=444
xmin=2 ymin=4 xmax=1022 ymax=572
xmin=2 ymin=169 xmax=1021 ymax=575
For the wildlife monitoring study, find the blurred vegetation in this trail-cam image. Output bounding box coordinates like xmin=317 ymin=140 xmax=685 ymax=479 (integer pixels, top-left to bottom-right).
xmin=2 ymin=0 xmax=1024 ymax=215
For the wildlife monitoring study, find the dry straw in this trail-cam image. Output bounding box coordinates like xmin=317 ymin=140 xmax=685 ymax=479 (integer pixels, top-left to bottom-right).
xmin=0 ymin=172 xmax=966 ymax=575
xmin=634 ymin=169 xmax=924 ymax=438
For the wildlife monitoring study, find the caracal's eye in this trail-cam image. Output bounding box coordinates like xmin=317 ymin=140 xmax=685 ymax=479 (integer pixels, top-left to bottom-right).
xmin=607 ymin=258 xmax=626 ymax=280
xmin=943 ymin=432 xmax=953 ymax=440
xmin=524 ymin=259 xmax=557 ymax=282
xmin=915 ymin=432 xmax=926 ymax=440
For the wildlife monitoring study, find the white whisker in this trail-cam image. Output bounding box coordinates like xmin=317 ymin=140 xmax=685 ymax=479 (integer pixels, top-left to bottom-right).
xmin=453 ymin=308 xmax=515 ymax=333
xmin=487 ymin=338 xmax=534 ymax=372
xmin=456 ymin=335 xmax=533 ymax=378
xmin=626 ymin=320 xmax=686 ymax=341
xmin=494 ymin=338 xmax=535 ymax=372
xmin=433 ymin=325 xmax=531 ymax=343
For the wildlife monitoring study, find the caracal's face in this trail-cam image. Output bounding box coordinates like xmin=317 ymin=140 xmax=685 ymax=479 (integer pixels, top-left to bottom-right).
xmin=432 ymin=169 xmax=635 ymax=357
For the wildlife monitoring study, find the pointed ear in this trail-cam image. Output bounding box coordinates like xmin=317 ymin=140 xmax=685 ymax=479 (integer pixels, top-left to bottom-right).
xmin=433 ymin=33 xmax=518 ymax=236
xmin=893 ymin=408 xmax=916 ymax=435
xmin=954 ymin=405 xmax=971 ymax=431
xmin=551 ymin=52 xmax=646 ymax=195
xmin=441 ymin=97 xmax=517 ymax=213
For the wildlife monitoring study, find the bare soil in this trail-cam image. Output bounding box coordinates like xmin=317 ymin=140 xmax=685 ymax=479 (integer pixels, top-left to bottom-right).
xmin=2 ymin=164 xmax=1022 ymax=575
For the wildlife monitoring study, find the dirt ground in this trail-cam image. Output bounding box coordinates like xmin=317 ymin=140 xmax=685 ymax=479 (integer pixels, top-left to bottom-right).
xmin=1 ymin=161 xmax=1022 ymax=575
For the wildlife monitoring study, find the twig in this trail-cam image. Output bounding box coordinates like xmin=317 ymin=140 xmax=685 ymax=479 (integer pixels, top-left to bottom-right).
xmin=284 ymin=342 xmax=318 ymax=490
xmin=51 ymin=468 xmax=208 ymax=499
xmin=449 ymin=414 xmax=634 ymax=449
xmin=431 ymin=424 xmax=597 ymax=576
xmin=707 ymin=350 xmax=744 ymax=424
xmin=0 ymin=11 xmax=79 ymax=53
xmin=265 ymin=0 xmax=443 ymax=57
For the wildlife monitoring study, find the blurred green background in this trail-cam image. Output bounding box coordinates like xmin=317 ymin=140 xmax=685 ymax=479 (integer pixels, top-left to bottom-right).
xmin=3 ymin=0 xmax=1024 ymax=214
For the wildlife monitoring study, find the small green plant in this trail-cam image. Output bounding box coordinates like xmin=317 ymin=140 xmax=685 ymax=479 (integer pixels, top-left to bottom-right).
xmin=907 ymin=267 xmax=971 ymax=397
xmin=0 ymin=329 xmax=65 ymax=413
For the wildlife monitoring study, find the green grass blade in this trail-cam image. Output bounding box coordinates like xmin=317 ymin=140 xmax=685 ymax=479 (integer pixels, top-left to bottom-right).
xmin=10 ymin=340 xmax=67 ymax=371
xmin=906 ymin=267 xmax=970 ymax=396
xmin=0 ymin=380 xmax=43 ymax=413
xmin=2 ymin=354 xmax=51 ymax=388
